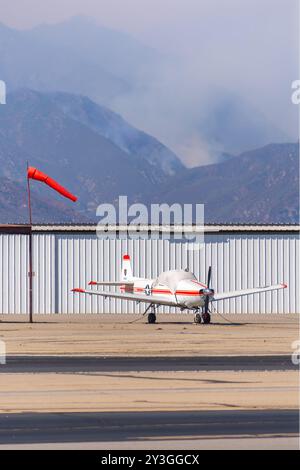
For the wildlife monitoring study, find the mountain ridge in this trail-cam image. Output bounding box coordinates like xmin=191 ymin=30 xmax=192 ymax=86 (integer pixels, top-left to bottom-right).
xmin=153 ymin=142 xmax=299 ymax=224
xmin=0 ymin=89 xmax=298 ymax=224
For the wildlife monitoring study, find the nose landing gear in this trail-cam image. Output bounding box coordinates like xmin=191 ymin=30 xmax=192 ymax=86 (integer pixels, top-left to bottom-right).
xmin=194 ymin=312 xmax=202 ymax=324
xmin=202 ymin=312 xmax=211 ymax=324
xmin=197 ymin=265 xmax=213 ymax=324
xmin=194 ymin=309 xmax=211 ymax=324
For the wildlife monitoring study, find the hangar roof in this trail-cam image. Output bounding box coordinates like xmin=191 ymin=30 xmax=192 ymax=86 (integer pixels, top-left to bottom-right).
xmin=0 ymin=224 xmax=299 ymax=234
xmin=33 ymin=224 xmax=300 ymax=234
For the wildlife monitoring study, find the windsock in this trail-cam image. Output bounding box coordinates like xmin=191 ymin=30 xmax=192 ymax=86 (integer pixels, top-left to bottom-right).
xmin=27 ymin=167 xmax=77 ymax=202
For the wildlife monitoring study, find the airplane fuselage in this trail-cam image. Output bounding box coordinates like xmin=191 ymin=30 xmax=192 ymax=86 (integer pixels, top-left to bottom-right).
xmin=120 ymin=277 xmax=208 ymax=309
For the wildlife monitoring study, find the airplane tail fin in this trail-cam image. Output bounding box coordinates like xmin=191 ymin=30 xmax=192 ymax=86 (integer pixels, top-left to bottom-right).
xmin=121 ymin=254 xmax=133 ymax=281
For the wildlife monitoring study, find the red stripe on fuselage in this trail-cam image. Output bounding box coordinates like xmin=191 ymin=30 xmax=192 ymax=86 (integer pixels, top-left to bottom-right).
xmin=120 ymin=286 xmax=202 ymax=296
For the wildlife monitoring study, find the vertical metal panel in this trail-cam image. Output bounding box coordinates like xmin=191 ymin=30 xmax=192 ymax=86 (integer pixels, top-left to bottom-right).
xmin=32 ymin=234 xmax=55 ymax=314
xmin=0 ymin=235 xmax=28 ymax=314
xmin=0 ymin=231 xmax=299 ymax=314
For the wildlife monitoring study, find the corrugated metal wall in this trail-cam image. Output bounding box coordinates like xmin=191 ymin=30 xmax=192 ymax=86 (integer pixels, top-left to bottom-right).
xmin=0 ymin=234 xmax=29 ymax=314
xmin=0 ymin=231 xmax=299 ymax=314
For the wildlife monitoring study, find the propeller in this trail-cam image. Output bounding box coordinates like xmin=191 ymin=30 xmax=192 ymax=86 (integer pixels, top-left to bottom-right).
xmin=207 ymin=266 xmax=212 ymax=289
xmin=202 ymin=266 xmax=213 ymax=315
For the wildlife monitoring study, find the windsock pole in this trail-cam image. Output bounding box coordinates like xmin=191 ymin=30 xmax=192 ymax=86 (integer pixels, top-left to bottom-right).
xmin=26 ymin=165 xmax=77 ymax=323
xmin=26 ymin=162 xmax=33 ymax=324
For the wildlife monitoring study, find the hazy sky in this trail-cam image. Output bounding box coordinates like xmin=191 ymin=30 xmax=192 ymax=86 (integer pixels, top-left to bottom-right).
xmin=0 ymin=0 xmax=298 ymax=165
xmin=0 ymin=0 xmax=298 ymax=52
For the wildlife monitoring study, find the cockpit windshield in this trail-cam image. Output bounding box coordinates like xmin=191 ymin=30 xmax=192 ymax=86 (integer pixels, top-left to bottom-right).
xmin=153 ymin=270 xmax=197 ymax=293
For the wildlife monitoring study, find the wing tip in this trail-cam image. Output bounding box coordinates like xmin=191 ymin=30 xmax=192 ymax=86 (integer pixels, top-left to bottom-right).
xmin=72 ymin=288 xmax=85 ymax=293
xmin=88 ymin=281 xmax=97 ymax=286
xmin=281 ymin=283 xmax=288 ymax=289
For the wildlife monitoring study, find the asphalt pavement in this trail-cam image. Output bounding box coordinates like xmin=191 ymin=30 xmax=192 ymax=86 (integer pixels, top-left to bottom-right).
xmin=0 ymin=355 xmax=296 ymax=373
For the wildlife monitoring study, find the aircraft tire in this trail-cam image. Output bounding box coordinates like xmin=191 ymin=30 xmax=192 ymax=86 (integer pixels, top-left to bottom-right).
xmin=202 ymin=312 xmax=211 ymax=324
xmin=194 ymin=313 xmax=202 ymax=324
xmin=148 ymin=313 xmax=156 ymax=324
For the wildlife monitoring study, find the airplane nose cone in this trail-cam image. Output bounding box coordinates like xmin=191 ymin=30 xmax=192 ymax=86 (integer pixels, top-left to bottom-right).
xmin=200 ymin=288 xmax=215 ymax=297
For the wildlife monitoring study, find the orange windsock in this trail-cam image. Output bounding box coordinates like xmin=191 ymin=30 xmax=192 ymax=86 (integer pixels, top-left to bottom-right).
xmin=27 ymin=167 xmax=77 ymax=202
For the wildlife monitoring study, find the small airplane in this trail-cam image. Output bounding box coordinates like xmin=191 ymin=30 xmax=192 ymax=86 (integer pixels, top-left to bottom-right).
xmin=72 ymin=254 xmax=287 ymax=324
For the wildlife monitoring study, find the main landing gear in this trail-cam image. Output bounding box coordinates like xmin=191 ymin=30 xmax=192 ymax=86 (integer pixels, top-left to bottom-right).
xmin=194 ymin=309 xmax=211 ymax=324
xmin=144 ymin=304 xmax=157 ymax=324
xmin=148 ymin=312 xmax=157 ymax=324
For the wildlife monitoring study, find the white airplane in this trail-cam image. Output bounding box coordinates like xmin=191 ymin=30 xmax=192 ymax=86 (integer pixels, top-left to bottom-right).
xmin=72 ymin=254 xmax=287 ymax=324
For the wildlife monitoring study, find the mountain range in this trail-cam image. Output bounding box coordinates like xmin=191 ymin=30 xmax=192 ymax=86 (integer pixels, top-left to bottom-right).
xmin=155 ymin=143 xmax=299 ymax=224
xmin=0 ymin=89 xmax=298 ymax=224
xmin=0 ymin=89 xmax=183 ymax=222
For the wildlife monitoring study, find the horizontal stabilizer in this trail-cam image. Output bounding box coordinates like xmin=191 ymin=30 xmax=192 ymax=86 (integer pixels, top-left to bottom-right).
xmin=89 ymin=281 xmax=134 ymax=287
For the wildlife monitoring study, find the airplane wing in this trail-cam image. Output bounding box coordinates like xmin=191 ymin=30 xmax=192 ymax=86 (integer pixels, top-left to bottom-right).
xmin=72 ymin=288 xmax=179 ymax=307
xmin=89 ymin=281 xmax=134 ymax=287
xmin=212 ymin=283 xmax=287 ymax=302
